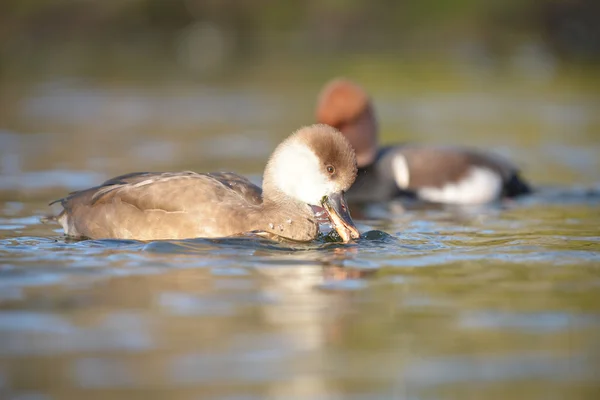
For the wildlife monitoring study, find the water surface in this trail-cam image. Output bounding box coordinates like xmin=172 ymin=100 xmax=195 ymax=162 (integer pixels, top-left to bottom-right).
xmin=1 ymin=82 xmax=599 ymax=400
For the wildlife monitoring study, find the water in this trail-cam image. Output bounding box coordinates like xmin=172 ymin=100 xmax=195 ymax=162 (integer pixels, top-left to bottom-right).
xmin=1 ymin=81 xmax=600 ymax=399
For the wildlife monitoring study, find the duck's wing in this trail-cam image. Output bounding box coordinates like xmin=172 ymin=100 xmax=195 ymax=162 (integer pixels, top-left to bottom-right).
xmin=392 ymin=146 xmax=520 ymax=189
xmin=51 ymin=171 xmax=263 ymax=240
xmin=202 ymin=172 xmax=263 ymax=205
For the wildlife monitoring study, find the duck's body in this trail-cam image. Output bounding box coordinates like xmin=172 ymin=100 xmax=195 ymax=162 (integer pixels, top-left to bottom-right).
xmin=50 ymin=125 xmax=360 ymax=242
xmin=53 ymin=171 xmax=318 ymax=241
xmin=316 ymin=79 xmax=531 ymax=205
xmin=349 ymin=145 xmax=531 ymax=205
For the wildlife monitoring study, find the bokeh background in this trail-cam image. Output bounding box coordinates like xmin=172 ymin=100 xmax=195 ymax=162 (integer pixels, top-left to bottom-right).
xmin=1 ymin=2 xmax=600 ymax=399
xmin=1 ymin=0 xmax=599 ymax=198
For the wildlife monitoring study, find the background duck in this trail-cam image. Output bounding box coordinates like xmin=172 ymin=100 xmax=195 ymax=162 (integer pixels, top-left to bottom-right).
xmin=49 ymin=124 xmax=360 ymax=242
xmin=316 ymin=78 xmax=532 ymax=205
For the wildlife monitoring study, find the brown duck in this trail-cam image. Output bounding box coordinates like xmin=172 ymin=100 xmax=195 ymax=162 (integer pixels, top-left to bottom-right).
xmin=316 ymin=78 xmax=532 ymax=205
xmin=50 ymin=124 xmax=360 ymax=242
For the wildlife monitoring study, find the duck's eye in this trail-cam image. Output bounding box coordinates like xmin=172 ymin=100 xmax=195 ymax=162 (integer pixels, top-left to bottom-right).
xmin=326 ymin=165 xmax=335 ymax=174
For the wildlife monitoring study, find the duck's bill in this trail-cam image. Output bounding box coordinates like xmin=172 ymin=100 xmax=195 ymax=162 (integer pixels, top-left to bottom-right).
xmin=322 ymin=192 xmax=360 ymax=243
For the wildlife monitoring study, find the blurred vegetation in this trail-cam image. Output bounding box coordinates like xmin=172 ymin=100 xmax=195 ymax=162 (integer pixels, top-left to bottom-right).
xmin=0 ymin=0 xmax=598 ymax=83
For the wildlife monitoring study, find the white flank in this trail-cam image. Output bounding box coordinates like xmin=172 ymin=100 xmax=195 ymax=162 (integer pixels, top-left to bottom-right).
xmin=271 ymin=140 xmax=337 ymax=206
xmin=418 ymin=167 xmax=502 ymax=205
xmin=392 ymin=154 xmax=410 ymax=189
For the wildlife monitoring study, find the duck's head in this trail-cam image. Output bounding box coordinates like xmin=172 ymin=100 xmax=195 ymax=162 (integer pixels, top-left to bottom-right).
xmin=263 ymin=124 xmax=360 ymax=242
xmin=316 ymin=78 xmax=378 ymax=168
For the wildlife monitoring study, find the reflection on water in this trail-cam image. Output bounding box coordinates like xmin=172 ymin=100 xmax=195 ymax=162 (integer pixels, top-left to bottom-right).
xmin=0 ymin=80 xmax=599 ymax=399
xmin=0 ymin=192 xmax=599 ymax=399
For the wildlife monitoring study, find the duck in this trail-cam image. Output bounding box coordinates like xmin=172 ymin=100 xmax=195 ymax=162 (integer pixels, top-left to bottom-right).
xmin=49 ymin=124 xmax=360 ymax=243
xmin=316 ymin=78 xmax=532 ymax=205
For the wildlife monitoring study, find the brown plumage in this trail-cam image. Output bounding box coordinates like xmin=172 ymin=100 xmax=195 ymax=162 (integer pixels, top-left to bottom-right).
xmin=50 ymin=124 xmax=360 ymax=242
xmin=292 ymin=122 xmax=358 ymax=188
xmin=316 ymin=78 xmax=379 ymax=167
xmin=395 ymin=146 xmax=517 ymax=190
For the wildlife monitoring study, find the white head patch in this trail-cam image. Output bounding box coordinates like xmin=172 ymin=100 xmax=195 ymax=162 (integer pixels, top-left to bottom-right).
xmin=270 ymin=140 xmax=338 ymax=205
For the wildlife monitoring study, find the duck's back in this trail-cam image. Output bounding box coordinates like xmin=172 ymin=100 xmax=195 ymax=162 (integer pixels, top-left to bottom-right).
xmin=52 ymin=171 xmax=263 ymax=240
xmin=395 ymin=145 xmax=531 ymax=202
xmin=348 ymin=145 xmax=531 ymax=205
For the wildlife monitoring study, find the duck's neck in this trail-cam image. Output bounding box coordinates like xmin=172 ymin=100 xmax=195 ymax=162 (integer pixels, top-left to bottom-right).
xmin=341 ymin=108 xmax=378 ymax=168
xmin=253 ymin=187 xmax=319 ymax=242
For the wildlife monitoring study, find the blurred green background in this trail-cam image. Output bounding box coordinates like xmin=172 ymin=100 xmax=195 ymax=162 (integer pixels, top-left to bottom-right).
xmin=0 ymin=0 xmax=599 ymax=195
xmin=1 ymin=0 xmax=599 ymax=82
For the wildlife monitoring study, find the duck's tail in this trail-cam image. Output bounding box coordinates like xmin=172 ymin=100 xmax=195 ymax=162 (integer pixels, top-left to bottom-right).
xmin=504 ymin=173 xmax=533 ymax=198
xmin=41 ymin=198 xmax=66 ymax=224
